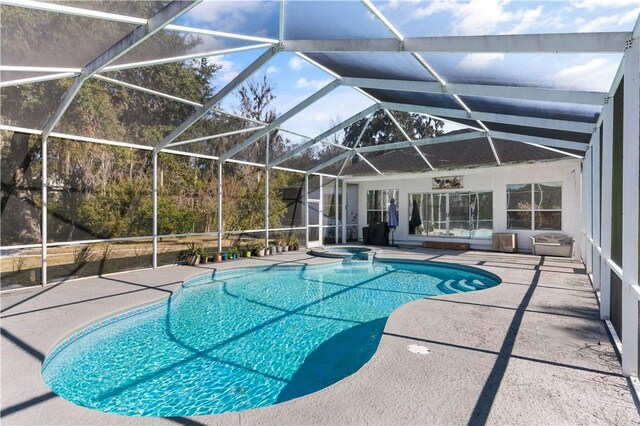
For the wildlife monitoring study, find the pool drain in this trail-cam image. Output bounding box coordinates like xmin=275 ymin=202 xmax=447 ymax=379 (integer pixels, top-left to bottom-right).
xmin=407 ymin=344 xmax=430 ymax=355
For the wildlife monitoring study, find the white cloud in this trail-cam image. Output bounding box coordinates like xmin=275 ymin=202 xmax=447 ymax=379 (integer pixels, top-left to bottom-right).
xmin=457 ymin=53 xmax=505 ymax=71
xmin=413 ymin=0 xmax=547 ymax=35
xmin=576 ymin=8 xmax=640 ymax=32
xmin=574 ymin=0 xmax=639 ymax=11
xmin=295 ymin=77 xmax=332 ymax=90
xmin=208 ymin=55 xmax=239 ymax=84
xmin=550 ymin=57 xmax=618 ymax=91
xmin=181 ymin=1 xmax=263 ymax=31
xmin=266 ymin=66 xmax=279 ymax=74
xmin=289 ymin=57 xmax=308 ymax=71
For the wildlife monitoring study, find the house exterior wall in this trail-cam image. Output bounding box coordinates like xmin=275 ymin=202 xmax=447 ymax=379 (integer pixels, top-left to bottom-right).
xmin=345 ymin=159 xmax=582 ymax=253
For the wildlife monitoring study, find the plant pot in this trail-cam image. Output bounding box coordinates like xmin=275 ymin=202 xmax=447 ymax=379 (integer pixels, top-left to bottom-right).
xmin=276 ymin=246 xmax=282 ymax=253
xmin=283 ymin=245 xmax=289 ymax=252
xmin=215 ymin=255 xmax=222 ymax=262
xmin=188 ymin=255 xmax=200 ymax=266
xmin=270 ymin=246 xmax=276 ymax=255
xmin=257 ymin=248 xmax=265 ymax=257
xmin=245 ymin=251 xmax=252 ymax=258
xmin=222 ymin=252 xmax=228 ymax=261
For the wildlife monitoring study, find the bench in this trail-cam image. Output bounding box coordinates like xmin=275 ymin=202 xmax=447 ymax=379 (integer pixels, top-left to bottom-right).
xmin=422 ymin=241 xmax=470 ymax=251
xmin=530 ymin=233 xmax=574 ymax=257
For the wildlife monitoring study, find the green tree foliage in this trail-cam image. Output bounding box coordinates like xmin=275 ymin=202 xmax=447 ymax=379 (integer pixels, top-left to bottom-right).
xmin=0 ymin=3 xmax=293 ymax=246
xmin=343 ymin=109 xmax=444 ymax=148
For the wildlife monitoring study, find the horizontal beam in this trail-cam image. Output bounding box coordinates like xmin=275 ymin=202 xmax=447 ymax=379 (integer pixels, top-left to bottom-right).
xmin=154 ymin=45 xmax=281 ymax=154
xmin=102 ymin=44 xmax=272 ymax=72
xmin=490 ymin=130 xmax=588 ymax=152
xmin=0 ymin=72 xmax=76 ymax=87
xmin=220 ymin=79 xmax=342 ymax=161
xmin=356 ymin=131 xmax=485 ymax=153
xmin=307 ymin=150 xmax=353 ymax=174
xmin=343 ymin=77 xmax=606 ymax=106
xmin=284 ymin=32 xmax=631 ymax=53
xmin=381 ymin=101 xmax=595 ymax=133
xmin=268 ymin=103 xmax=378 ymax=168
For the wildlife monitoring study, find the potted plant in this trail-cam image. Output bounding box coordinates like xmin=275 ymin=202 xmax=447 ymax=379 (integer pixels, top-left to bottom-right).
xmin=214 ymin=252 xmax=222 ymax=262
xmin=185 ymin=242 xmax=202 ymax=266
xmin=200 ymin=248 xmax=210 ymax=264
xmin=288 ymin=234 xmax=299 ymax=251
xmin=229 ymin=247 xmax=239 ymax=260
xmin=222 ymin=250 xmax=229 ymax=261
xmin=254 ymin=243 xmax=265 ymax=257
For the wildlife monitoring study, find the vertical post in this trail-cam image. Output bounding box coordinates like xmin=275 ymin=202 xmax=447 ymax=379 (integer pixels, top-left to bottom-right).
xmin=265 ymin=134 xmax=270 ymax=247
xmin=621 ymin=37 xmax=639 ymax=377
xmin=319 ymin=175 xmax=323 ymax=245
xmin=152 ymin=152 xmax=158 ymax=268
xmin=600 ymin=101 xmax=614 ymax=320
xmin=342 ymin=180 xmax=347 ymax=243
xmin=41 ymin=137 xmax=48 ymax=286
xmin=584 ymin=148 xmax=592 ymax=272
xmin=304 ymin=174 xmax=309 ymax=248
xmin=335 ymin=177 xmax=339 ymax=245
xmin=217 ymin=160 xmax=223 ymax=253
xmin=592 ymin=130 xmax=601 ymax=290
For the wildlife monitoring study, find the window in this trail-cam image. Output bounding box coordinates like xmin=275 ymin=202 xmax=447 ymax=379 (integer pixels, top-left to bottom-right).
xmin=409 ymin=191 xmax=493 ymax=239
xmin=507 ymin=183 xmax=562 ymax=230
xmin=366 ymin=189 xmax=398 ymax=225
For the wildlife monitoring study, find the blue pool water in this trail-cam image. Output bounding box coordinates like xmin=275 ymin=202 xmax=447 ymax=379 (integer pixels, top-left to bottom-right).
xmin=42 ymin=260 xmax=500 ymax=417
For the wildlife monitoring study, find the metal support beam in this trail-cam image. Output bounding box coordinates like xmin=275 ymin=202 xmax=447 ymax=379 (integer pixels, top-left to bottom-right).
xmin=283 ymin=32 xmax=631 ymax=53
xmin=154 ymin=45 xmax=281 ymax=154
xmin=600 ymin=101 xmax=614 ymax=320
xmin=591 ymin=130 xmax=601 ymax=290
xmin=220 ymin=79 xmax=342 ymax=161
xmin=343 ymin=77 xmax=607 ymax=106
xmin=41 ymin=137 xmax=47 ymax=286
xmin=381 ymin=102 xmax=595 ymax=134
xmin=304 ymin=174 xmax=309 ymax=247
xmin=217 ymin=159 xmax=223 ymax=252
xmin=265 ymin=134 xmax=270 ymax=246
xmin=341 ymin=180 xmax=347 ymax=243
xmin=356 ymin=131 xmax=486 ymax=153
xmin=0 ymin=72 xmax=77 ymax=88
xmin=268 ymin=103 xmax=378 ymax=168
xmin=489 ymin=131 xmax=588 ymax=152
xmin=621 ymin=37 xmax=639 ymax=378
xmin=41 ymin=0 xmax=200 ymax=139
xmin=307 ymin=151 xmax=353 ymax=174
xmin=152 ymin=153 xmax=158 ymax=268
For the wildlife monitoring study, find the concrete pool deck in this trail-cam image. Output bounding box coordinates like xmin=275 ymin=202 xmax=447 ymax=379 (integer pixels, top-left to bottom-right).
xmin=1 ymin=248 xmax=638 ymax=425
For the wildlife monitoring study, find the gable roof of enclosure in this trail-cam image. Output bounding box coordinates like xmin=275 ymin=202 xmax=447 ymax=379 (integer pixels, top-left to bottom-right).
xmin=1 ymin=0 xmax=638 ymax=177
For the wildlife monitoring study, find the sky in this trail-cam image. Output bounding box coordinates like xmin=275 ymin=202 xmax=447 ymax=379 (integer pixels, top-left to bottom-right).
xmin=172 ymin=0 xmax=640 ymax=144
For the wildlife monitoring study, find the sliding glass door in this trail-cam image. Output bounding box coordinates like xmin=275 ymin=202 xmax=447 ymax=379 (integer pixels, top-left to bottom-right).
xmin=410 ymin=191 xmax=493 ymax=239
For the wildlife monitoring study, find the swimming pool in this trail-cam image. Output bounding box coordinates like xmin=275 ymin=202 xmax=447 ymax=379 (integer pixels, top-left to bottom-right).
xmin=42 ymin=260 xmax=500 ymax=417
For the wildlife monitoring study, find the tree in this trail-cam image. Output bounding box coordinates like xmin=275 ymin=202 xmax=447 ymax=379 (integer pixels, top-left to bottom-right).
xmin=343 ymin=109 xmax=444 ymax=149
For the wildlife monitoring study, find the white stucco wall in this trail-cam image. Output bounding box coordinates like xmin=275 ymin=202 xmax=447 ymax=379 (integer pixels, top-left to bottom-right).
xmin=344 ymin=159 xmax=582 ymax=253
